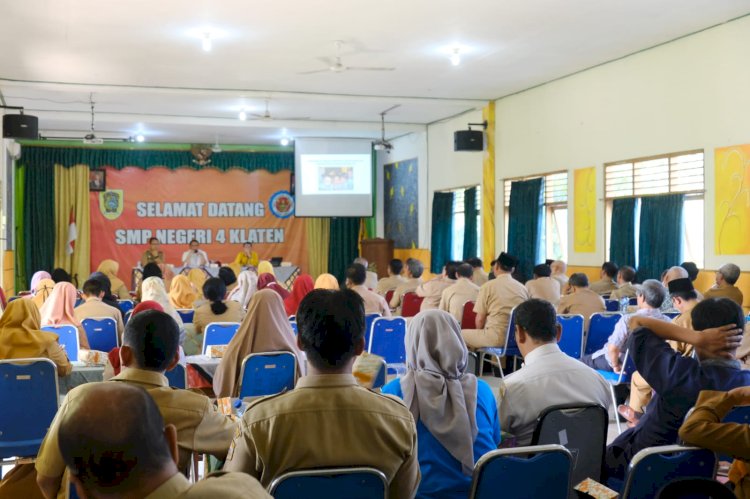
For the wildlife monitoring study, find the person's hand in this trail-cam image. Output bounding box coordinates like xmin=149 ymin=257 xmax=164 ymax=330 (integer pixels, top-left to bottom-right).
xmin=696 ymin=324 xmax=744 ymax=359
xmin=728 ymin=386 xmax=750 ymax=406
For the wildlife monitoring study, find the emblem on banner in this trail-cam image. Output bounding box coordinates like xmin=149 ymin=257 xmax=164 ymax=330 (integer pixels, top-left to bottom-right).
xmin=269 ymin=190 xmax=295 ymax=219
xmin=99 ymin=190 xmax=124 ymax=220
xmin=191 ymin=144 xmax=213 ymax=166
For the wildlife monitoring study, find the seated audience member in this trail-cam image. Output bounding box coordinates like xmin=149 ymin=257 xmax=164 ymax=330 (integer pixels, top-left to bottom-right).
xmin=182 ymin=239 xmax=209 ymax=268
xmin=679 ymin=387 xmax=750 ymax=497
xmin=375 ymin=258 xmax=406 ymax=296
xmin=140 ymin=277 xmax=185 ymax=341
xmin=213 ymin=289 xmax=304 ymax=398
xmin=36 ymin=310 xmax=237 ymax=498
xmin=581 ymin=279 xmax=669 ymax=372
xmin=439 ymin=263 xmax=480 ymax=323
xmin=557 ymin=273 xmax=606 ymax=331
xmin=609 ymin=265 xmax=638 ymax=300
xmin=219 ymin=266 xmax=238 ymax=296
xmin=705 ymin=263 xmax=744 ymax=306
xmin=660 ymin=265 xmax=690 ymax=313
xmin=31 ymin=277 xmax=55 ymax=310
xmin=498 ymin=299 xmax=610 ymax=445
xmin=284 ymin=274 xmax=314 ymax=316
xmin=604 ymin=298 xmax=750 ymax=482
xmin=194 ymin=278 xmax=244 ymax=337
xmin=187 ymin=268 xmax=208 ymax=299
xmin=390 ymin=258 xmax=424 ymax=314
xmin=74 ymin=278 xmax=125 ymax=341
xmin=228 ymin=270 xmax=258 ymax=309
xmin=140 ymin=236 xmax=165 ymax=267
xmin=51 ymin=268 xmax=72 ymax=284
xmin=681 ymin=261 xmax=700 ymax=283
xmin=24 ymin=270 xmax=51 ymax=297
xmin=257 ymin=272 xmax=290 ymax=300
xmin=590 ymin=261 xmax=619 ymax=295
xmin=462 ymin=252 xmax=530 ymax=349
xmin=40 ymin=281 xmax=90 ymax=350
xmin=257 ymin=260 xmax=275 ymax=277
xmin=96 ymin=260 xmax=130 ymax=299
xmin=417 ymin=261 xmax=459 ymax=311
xmin=467 ymin=257 xmax=489 ymax=286
xmin=382 ymin=310 xmax=501 ymax=498
xmin=105 ymin=300 xmax=165 ymax=379
xmin=314 ymin=272 xmax=340 ymax=290
xmin=354 ymin=257 xmax=379 ymax=290
xmin=346 ymin=263 xmax=391 ymax=316
xmin=169 ymin=275 xmax=199 ymax=309
xmin=135 ymin=262 xmax=163 ymax=302
xmin=88 ymin=272 xmax=121 ymax=309
xmin=525 ymin=264 xmax=561 ymax=306
xmin=57 ymin=383 xmax=269 ymax=499
xmin=550 ymin=260 xmax=569 ymax=290
xmin=234 ymin=241 xmax=259 ymax=268
xmin=223 ymin=289 xmax=420 ymax=497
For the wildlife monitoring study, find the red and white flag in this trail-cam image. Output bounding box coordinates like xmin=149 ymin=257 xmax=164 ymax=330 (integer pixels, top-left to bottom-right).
xmin=66 ymin=207 xmax=77 ymax=255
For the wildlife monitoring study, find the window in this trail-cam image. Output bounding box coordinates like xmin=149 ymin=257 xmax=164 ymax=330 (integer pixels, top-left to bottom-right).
xmin=450 ymin=187 xmax=481 ymax=260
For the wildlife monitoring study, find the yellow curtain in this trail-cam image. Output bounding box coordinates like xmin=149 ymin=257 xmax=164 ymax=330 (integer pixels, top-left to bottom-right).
xmin=305 ymin=217 xmax=330 ymax=278
xmin=482 ymin=101 xmax=496 ymax=270
xmin=54 ymin=164 xmax=91 ymax=284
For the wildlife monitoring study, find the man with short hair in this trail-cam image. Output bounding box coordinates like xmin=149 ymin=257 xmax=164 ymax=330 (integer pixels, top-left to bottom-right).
xmin=74 ymin=278 xmax=125 ymax=340
xmin=550 ymin=260 xmax=569 ymax=291
xmin=557 ymin=273 xmax=606 ymax=331
xmin=609 ymin=265 xmax=638 ymax=301
xmin=704 ymin=263 xmax=744 ymax=306
xmin=498 ymin=299 xmax=610 ymax=446
xmin=57 ymin=383 xmax=268 ymax=499
xmin=376 ymin=259 xmax=406 ymax=296
xmin=416 ymin=261 xmax=459 ymax=311
xmin=525 ymin=264 xmax=561 ymax=306
xmin=590 ymin=262 xmax=619 ymax=295
xmin=36 ymin=310 xmax=236 ymax=499
xmin=224 ymin=289 xmax=420 ymax=497
xmin=390 ymin=258 xmax=424 ymax=314
xmin=345 ymin=263 xmax=391 ymax=316
xmin=182 ymin=239 xmax=209 ymax=268
xmin=462 ymin=252 xmax=530 ymax=349
xmin=439 ymin=263 xmax=480 ymax=323
xmin=466 ymin=257 xmax=488 ymax=286
xmin=353 ymin=257 xmax=378 ymax=290
xmin=681 ymin=261 xmax=700 ymax=283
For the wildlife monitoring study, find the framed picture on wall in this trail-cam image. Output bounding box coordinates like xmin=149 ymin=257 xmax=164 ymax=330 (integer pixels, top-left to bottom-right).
xmin=89 ymin=169 xmax=106 ymax=191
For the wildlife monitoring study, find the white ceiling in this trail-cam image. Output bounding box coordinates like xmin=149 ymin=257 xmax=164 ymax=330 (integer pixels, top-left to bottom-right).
xmin=0 ymin=0 xmax=747 ymax=145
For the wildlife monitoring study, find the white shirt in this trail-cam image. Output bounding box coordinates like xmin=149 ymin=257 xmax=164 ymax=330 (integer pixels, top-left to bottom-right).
xmin=182 ymin=249 xmax=209 ymax=267
xmin=498 ymin=343 xmax=611 ymax=446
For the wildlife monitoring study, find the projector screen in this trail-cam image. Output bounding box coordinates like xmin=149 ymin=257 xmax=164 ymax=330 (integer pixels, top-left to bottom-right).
xmin=294 ymin=138 xmax=373 ymax=217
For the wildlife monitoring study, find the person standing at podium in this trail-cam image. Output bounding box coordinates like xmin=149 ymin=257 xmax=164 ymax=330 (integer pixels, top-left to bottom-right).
xmin=182 ymin=239 xmax=209 ymax=268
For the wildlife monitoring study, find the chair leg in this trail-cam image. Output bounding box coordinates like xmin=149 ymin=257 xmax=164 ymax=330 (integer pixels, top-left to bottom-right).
xmin=610 ymin=385 xmax=622 ymax=434
xmin=495 ymin=355 xmax=505 ymax=379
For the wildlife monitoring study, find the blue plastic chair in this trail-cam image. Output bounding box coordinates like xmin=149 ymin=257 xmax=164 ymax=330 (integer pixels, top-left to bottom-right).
xmin=596 ymin=348 xmax=637 ymax=434
xmin=364 ymin=313 xmax=381 ymax=350
xmin=621 ymin=445 xmax=717 ymax=499
xmin=165 ymin=363 xmax=187 ymax=389
xmin=664 ymin=312 xmax=680 ymax=320
xmin=368 ymin=317 xmax=407 ymax=374
xmin=41 ymin=325 xmax=79 ymax=362
xmin=202 ymin=322 xmax=240 ymax=354
xmin=269 ymin=467 xmax=387 ymax=499
xmin=290 ymin=321 xmax=298 ymax=335
xmin=177 ymin=308 xmax=195 ymax=324
xmin=469 ymin=444 xmax=573 ymax=499
xmin=117 ymin=299 xmax=134 ymax=316
xmin=476 ymin=307 xmax=521 ymax=378
xmin=0 ymin=358 xmax=59 ymax=461
xmin=605 ymin=299 xmax=620 ymax=312
xmin=238 ymin=352 xmax=297 ymax=398
xmin=81 ymin=317 xmax=119 ymax=352
xmin=556 ymin=314 xmax=585 ymax=359
xmin=585 ymin=312 xmax=622 ymax=355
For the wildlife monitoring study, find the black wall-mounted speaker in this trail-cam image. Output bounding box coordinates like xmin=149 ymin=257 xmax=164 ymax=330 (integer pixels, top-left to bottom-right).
xmin=3 ymin=114 xmax=38 ymax=139
xmin=454 ymin=129 xmax=484 ymax=151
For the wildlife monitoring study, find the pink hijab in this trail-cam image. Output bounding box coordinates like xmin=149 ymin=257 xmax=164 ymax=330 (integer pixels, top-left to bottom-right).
xmin=257 ymin=273 xmax=290 ymax=300
xmin=39 ymin=282 xmax=89 ymax=349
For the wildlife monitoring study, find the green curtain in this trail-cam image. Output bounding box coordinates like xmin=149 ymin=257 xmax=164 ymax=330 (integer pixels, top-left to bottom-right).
xmin=14 ymin=164 xmax=26 ymax=293
xmin=637 ymin=194 xmax=684 ymax=282
xmin=463 ymin=187 xmax=478 ymax=260
xmin=507 ymin=178 xmax=543 ymax=282
xmin=609 ymin=198 xmax=637 ymax=270
xmin=21 ymin=163 xmax=56 ymax=282
xmin=430 ymin=192 xmax=454 ymax=273
xmin=328 ymin=218 xmax=361 ymax=284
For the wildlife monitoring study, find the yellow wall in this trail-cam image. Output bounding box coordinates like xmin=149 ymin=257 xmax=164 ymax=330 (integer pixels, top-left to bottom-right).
xmin=3 ymin=251 xmax=14 ymax=298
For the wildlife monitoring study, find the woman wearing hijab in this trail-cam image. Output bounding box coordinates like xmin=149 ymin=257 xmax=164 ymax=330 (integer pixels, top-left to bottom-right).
xmin=187 ymin=268 xmax=208 ymax=296
xmin=194 ymin=278 xmax=244 ymax=336
xmin=96 ymin=259 xmax=130 ymax=299
xmin=382 ymin=309 xmax=501 ymax=499
xmin=168 ymin=275 xmax=198 ymax=309
xmin=140 ymin=277 xmax=185 ymax=338
xmin=257 ymin=260 xmax=275 ymax=277
xmin=257 ymin=272 xmax=290 ymax=300
xmin=213 ymin=289 xmax=304 ymax=398
xmin=314 ymin=273 xmax=340 ymax=290
xmin=26 ymin=270 xmax=51 ymax=295
xmin=31 ymin=278 xmax=56 ymax=310
xmin=39 ymin=281 xmax=90 ymax=350
xmin=89 ymin=272 xmax=120 ymax=309
xmin=227 ymin=270 xmax=258 ymax=310
xmin=284 ymin=274 xmax=314 ymax=316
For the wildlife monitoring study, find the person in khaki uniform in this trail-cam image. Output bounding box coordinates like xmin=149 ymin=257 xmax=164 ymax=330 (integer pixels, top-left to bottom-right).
xmin=550 ymin=260 xmax=569 ymax=292
xmin=417 ymin=261 xmax=458 ymax=311
xmin=36 ymin=311 xmax=236 ymax=499
xmin=223 ymin=289 xmax=420 ymax=498
xmin=609 ymin=265 xmax=638 ymax=301
xmin=346 ymin=264 xmax=392 ymax=317
xmin=390 ymin=258 xmax=424 ymax=314
xmin=462 ymin=252 xmax=530 ymax=349
xmin=439 ymin=263 xmax=480 ymax=323
xmin=557 ymin=273 xmax=606 ymax=331
xmin=467 ymin=257 xmax=489 ymax=287
xmin=54 ymin=383 xmax=268 ymax=499
xmin=376 ymin=259 xmax=406 ymax=296
xmin=73 ymin=278 xmax=125 ymax=341
xmin=525 ymin=264 xmax=561 ymax=307
xmin=704 ymin=262 xmax=744 ymax=307
xmin=354 ymin=257 xmax=379 ymax=291
xmin=589 ymin=262 xmax=619 ymax=296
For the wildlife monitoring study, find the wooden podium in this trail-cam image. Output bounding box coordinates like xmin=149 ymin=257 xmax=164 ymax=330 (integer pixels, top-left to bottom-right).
xmin=360 ymin=239 xmax=394 ymax=279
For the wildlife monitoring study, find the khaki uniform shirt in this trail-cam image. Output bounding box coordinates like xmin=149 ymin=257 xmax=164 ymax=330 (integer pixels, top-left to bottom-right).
xmin=365 ymin=271 xmax=379 ymax=291
xmin=376 ymin=275 xmax=406 ymax=296
xmin=439 ymin=278 xmax=480 ymax=323
xmin=473 ymin=274 xmax=530 ymax=343
xmin=669 ymin=302 xmax=697 ymax=357
xmin=557 ymin=288 xmax=606 ymax=330
xmin=223 ymin=374 xmax=420 ymax=498
xmin=74 ymin=297 xmax=125 ymax=341
xmin=472 ymin=268 xmax=489 ymax=287
xmin=525 ymin=277 xmax=561 ymax=307
xmin=589 ymin=278 xmax=617 ymax=296
xmin=146 ymin=471 xmax=270 ymax=499
xmin=351 ymin=285 xmax=392 ymax=317
xmin=193 ymin=301 xmax=245 ymax=335
xmin=610 ymin=283 xmax=638 ymax=300
xmin=704 ymin=284 xmax=745 ymax=307
xmin=390 ymin=278 xmax=423 ymax=314
xmin=416 ymin=276 xmax=456 ymax=311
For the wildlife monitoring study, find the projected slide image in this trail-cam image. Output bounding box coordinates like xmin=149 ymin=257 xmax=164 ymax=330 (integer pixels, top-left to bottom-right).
xmin=300 ymin=153 xmax=371 ymax=195
xmin=319 ymin=167 xmax=354 ymax=191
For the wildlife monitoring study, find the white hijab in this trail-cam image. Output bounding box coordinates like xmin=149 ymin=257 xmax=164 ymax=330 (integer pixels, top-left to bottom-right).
xmin=141 ymin=277 xmax=185 ymax=334
xmin=227 ymin=270 xmax=258 ymax=310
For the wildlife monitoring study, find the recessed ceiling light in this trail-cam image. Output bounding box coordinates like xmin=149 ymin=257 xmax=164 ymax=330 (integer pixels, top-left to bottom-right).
xmin=280 ymin=137 xmax=290 ymax=146
xmin=135 ymin=134 xmax=145 ymax=143
xmin=238 ymin=109 xmax=247 ymax=121
xmin=202 ymin=32 xmax=212 ymax=52
xmin=450 ymin=48 xmax=461 ymax=66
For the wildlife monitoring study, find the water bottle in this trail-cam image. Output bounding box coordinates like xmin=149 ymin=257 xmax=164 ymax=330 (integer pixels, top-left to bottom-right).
xmin=620 ymin=297 xmax=629 ymax=313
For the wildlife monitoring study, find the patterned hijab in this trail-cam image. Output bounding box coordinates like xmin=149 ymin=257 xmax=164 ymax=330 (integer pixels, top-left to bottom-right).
xmin=31 ymin=278 xmax=56 ymax=309
xmin=29 ymin=271 xmax=52 ymax=293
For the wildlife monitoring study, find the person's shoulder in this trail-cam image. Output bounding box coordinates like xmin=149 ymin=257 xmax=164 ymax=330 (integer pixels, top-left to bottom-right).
xmin=183 ymin=471 xmax=270 ymax=498
xmin=476 ymin=378 xmax=496 ymax=402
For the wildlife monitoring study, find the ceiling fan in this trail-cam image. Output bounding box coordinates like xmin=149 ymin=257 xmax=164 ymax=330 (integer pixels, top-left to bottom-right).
xmin=249 ymin=100 xmax=309 ymax=121
xmin=373 ymin=104 xmax=400 ymax=152
xmin=300 ymin=40 xmax=395 ymax=75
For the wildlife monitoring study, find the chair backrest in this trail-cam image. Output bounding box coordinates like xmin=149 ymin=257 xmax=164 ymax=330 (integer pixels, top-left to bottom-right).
xmin=629 ymin=297 xmax=638 ymax=306
xmin=614 ymin=349 xmax=637 ymax=384
xmin=41 ymin=325 xmax=80 ymax=362
xmin=290 ymin=321 xmax=298 ymax=335
xmin=123 ymin=310 xmax=133 ymax=325
xmin=462 ymin=301 xmax=477 ymax=329
xmin=269 ymin=467 xmax=388 ymax=499
xmin=117 ymin=299 xmax=134 ymax=315
xmin=531 ymin=404 xmax=609 ymax=490
xmin=385 ymin=289 xmax=395 ymax=305
xmin=0 ymin=358 xmax=59 ymax=459
xmin=81 ymin=317 xmax=119 ymax=352
xmin=364 ymin=313 xmax=381 ymax=350
xmin=663 ymin=312 xmax=680 ymax=320
xmin=238 ymin=351 xmax=297 ymax=398
xmin=371 ymin=357 xmax=387 ymax=390
xmin=202 ymin=322 xmax=240 ymax=354
xmin=622 ymin=445 xmax=717 ymax=499
xmin=604 ymin=299 xmax=619 ymax=312
xmin=176 ymin=308 xmax=195 ymax=324
xmin=502 ymin=307 xmax=521 ymax=357
xmin=470 ymin=444 xmax=573 ymax=499
xmin=556 ymin=314 xmax=585 ymax=359
xmin=655 ymin=477 xmax=735 ymax=499
xmin=288 ymin=315 xmax=296 ymax=322
xmin=368 ymin=317 xmax=407 ymax=365
xmin=401 ymin=292 xmax=423 ymax=317
xmin=164 ymin=363 xmax=187 ymax=389
xmin=585 ymin=312 xmax=622 ymax=355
